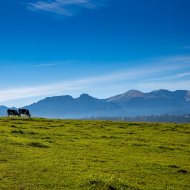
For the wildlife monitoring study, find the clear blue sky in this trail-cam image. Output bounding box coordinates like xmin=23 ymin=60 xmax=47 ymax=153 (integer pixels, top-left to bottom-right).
xmin=0 ymin=0 xmax=190 ymax=107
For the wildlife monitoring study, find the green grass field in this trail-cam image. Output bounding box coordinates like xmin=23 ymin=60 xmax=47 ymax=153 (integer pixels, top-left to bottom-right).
xmin=0 ymin=117 xmax=190 ymax=190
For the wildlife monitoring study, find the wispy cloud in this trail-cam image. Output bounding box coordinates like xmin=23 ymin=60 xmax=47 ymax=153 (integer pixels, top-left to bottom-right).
xmin=27 ymin=0 xmax=105 ymax=16
xmin=0 ymin=71 xmax=143 ymax=102
xmin=177 ymin=72 xmax=190 ymax=78
xmin=1 ymin=55 xmax=190 ymax=104
xmin=31 ymin=60 xmax=75 ymax=68
xmin=32 ymin=63 xmax=57 ymax=68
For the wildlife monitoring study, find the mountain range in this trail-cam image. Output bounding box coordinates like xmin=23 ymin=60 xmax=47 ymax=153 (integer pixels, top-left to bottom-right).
xmin=0 ymin=89 xmax=190 ymax=118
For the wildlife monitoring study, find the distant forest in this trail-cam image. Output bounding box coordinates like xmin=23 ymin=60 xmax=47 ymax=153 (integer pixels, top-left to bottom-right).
xmin=86 ymin=114 xmax=190 ymax=123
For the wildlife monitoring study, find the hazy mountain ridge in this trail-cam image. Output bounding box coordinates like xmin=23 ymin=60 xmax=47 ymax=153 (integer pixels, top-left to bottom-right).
xmin=106 ymin=89 xmax=190 ymax=116
xmin=1 ymin=89 xmax=190 ymax=118
xmin=23 ymin=93 xmax=121 ymax=118
xmin=0 ymin=106 xmax=8 ymax=116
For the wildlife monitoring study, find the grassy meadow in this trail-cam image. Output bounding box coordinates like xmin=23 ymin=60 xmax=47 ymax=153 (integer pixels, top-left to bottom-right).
xmin=0 ymin=117 xmax=190 ymax=190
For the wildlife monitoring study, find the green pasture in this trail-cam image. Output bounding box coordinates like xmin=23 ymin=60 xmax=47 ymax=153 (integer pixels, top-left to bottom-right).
xmin=0 ymin=117 xmax=189 ymax=189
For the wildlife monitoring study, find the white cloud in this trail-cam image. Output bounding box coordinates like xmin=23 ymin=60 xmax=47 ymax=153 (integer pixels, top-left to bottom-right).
xmin=177 ymin=72 xmax=190 ymax=78
xmin=27 ymin=0 xmax=104 ymax=16
xmin=1 ymin=56 xmax=190 ymax=104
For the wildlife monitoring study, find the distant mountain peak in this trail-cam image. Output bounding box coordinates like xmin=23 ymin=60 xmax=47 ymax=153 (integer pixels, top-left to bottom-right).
xmin=78 ymin=93 xmax=97 ymax=101
xmin=124 ymin=90 xmax=144 ymax=97
xmin=152 ymin=89 xmax=171 ymax=93
xmin=107 ymin=90 xmax=144 ymax=102
xmin=149 ymin=89 xmax=172 ymax=98
xmin=79 ymin=93 xmax=91 ymax=97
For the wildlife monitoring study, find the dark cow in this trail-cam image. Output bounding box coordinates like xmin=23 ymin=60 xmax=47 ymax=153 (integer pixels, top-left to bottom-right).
xmin=7 ymin=109 xmax=20 ymax=117
xmin=18 ymin=109 xmax=31 ymax=118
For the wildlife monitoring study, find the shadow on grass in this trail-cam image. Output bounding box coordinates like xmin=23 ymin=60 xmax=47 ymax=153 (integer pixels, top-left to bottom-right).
xmin=84 ymin=177 xmax=140 ymax=190
xmin=28 ymin=142 xmax=49 ymax=148
xmin=11 ymin=130 xmax=25 ymax=135
xmin=177 ymin=169 xmax=189 ymax=174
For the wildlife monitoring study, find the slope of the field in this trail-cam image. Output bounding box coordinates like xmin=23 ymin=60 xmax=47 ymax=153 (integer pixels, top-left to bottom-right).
xmin=0 ymin=118 xmax=190 ymax=190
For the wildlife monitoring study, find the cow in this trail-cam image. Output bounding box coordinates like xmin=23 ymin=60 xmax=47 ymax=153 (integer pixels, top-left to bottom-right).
xmin=7 ymin=109 xmax=20 ymax=117
xmin=18 ymin=109 xmax=31 ymax=118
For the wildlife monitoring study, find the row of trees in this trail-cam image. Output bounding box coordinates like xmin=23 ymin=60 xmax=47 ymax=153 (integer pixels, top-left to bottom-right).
xmin=86 ymin=114 xmax=190 ymax=123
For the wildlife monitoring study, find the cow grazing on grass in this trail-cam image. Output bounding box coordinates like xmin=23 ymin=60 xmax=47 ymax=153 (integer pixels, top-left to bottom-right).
xmin=7 ymin=109 xmax=20 ymax=117
xmin=18 ymin=109 xmax=31 ymax=118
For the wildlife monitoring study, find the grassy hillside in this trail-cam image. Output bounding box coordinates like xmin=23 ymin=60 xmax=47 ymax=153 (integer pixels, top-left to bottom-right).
xmin=0 ymin=118 xmax=190 ymax=190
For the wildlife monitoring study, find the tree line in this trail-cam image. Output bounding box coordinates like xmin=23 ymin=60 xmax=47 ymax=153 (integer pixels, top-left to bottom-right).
xmin=86 ymin=114 xmax=190 ymax=123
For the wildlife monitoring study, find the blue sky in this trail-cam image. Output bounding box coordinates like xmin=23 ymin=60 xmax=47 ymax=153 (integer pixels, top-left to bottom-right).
xmin=0 ymin=0 xmax=190 ymax=107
